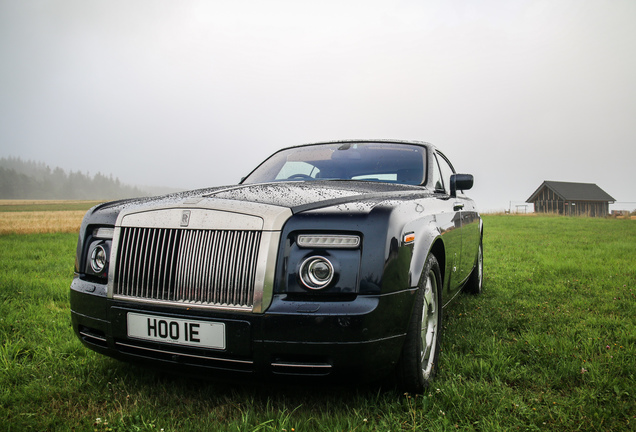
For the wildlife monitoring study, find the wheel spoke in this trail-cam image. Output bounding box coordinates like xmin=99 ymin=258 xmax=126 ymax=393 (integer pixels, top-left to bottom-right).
xmin=423 ymin=280 xmax=433 ymax=306
xmin=420 ymin=272 xmax=438 ymax=378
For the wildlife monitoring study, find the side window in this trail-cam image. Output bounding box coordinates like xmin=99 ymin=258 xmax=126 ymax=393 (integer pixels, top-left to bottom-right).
xmin=432 ymin=156 xmax=445 ymax=193
xmin=434 ymin=152 xmax=455 ymax=194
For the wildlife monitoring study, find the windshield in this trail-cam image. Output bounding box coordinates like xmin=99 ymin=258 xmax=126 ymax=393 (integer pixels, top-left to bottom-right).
xmin=242 ymin=142 xmax=427 ymax=186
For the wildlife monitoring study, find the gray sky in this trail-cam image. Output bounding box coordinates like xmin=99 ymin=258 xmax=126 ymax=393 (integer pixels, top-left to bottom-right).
xmin=1 ymin=0 xmax=635 ymax=212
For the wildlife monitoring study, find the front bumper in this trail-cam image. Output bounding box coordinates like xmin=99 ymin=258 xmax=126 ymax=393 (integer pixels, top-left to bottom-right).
xmin=70 ymin=277 xmax=415 ymax=382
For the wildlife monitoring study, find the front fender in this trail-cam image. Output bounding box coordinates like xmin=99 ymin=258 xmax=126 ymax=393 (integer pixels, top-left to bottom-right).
xmin=408 ymin=221 xmax=443 ymax=289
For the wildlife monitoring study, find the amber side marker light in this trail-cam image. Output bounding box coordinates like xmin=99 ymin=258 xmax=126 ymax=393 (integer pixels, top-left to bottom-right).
xmin=403 ymin=233 xmax=416 ymax=244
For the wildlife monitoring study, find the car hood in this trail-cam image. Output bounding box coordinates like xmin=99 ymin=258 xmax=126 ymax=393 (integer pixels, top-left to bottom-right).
xmin=205 ymin=181 xmax=432 ymax=212
xmin=87 ymin=181 xmax=434 ymax=226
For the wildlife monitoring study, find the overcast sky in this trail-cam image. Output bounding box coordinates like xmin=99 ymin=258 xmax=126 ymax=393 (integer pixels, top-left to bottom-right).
xmin=1 ymin=0 xmax=635 ymax=211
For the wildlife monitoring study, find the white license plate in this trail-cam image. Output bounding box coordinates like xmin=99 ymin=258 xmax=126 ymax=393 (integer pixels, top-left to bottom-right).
xmin=127 ymin=312 xmax=225 ymax=350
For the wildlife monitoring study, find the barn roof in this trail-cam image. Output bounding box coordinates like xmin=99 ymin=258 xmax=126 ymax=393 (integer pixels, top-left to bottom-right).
xmin=526 ymin=181 xmax=615 ymax=203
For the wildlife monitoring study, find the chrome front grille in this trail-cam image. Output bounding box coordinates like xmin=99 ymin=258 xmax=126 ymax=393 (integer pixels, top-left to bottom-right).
xmin=113 ymin=227 xmax=262 ymax=309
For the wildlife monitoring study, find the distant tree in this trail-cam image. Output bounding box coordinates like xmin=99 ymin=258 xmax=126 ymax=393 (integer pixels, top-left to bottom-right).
xmin=0 ymin=156 xmax=149 ymax=199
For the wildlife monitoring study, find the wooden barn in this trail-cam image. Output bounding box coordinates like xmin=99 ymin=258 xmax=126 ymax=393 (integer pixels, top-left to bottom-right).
xmin=526 ymin=181 xmax=615 ymax=217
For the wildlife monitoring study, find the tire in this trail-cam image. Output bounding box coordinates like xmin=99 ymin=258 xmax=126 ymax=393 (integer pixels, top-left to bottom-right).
xmin=464 ymin=240 xmax=483 ymax=295
xmin=396 ymin=253 xmax=442 ymax=394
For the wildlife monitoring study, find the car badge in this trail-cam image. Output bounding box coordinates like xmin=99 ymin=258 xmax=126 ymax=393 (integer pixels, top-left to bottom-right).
xmin=180 ymin=210 xmax=191 ymax=227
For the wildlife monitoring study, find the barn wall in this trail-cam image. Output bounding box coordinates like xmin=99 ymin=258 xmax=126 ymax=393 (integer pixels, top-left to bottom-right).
xmin=530 ymin=187 xmax=610 ymax=217
xmin=532 ymin=187 xmax=564 ymax=214
xmin=563 ymin=201 xmax=609 ymax=217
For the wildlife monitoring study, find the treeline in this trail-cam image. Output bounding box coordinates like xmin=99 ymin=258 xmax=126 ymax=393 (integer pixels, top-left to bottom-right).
xmin=0 ymin=157 xmax=148 ymax=200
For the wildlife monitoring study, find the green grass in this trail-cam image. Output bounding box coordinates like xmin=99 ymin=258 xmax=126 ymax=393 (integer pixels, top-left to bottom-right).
xmin=1 ymin=216 xmax=635 ymax=431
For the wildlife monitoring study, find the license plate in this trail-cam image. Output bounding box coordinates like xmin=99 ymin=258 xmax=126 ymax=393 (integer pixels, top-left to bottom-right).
xmin=127 ymin=312 xmax=225 ymax=350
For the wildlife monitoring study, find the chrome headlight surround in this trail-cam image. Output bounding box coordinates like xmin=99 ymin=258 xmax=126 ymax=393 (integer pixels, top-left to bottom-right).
xmin=90 ymin=244 xmax=108 ymax=273
xmin=299 ymin=256 xmax=335 ymax=290
xmin=83 ymin=226 xmax=114 ymax=280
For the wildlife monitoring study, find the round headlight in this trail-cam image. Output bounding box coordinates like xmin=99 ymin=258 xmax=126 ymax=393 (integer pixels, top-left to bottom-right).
xmin=90 ymin=245 xmax=107 ymax=273
xmin=299 ymin=256 xmax=334 ymax=290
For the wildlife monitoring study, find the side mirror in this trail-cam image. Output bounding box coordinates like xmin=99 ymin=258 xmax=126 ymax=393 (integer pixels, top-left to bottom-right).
xmin=450 ymin=174 xmax=474 ymax=197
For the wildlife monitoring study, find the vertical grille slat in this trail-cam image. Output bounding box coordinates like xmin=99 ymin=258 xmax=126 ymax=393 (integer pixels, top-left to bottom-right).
xmin=201 ymin=231 xmax=214 ymax=304
xmin=114 ymin=227 xmax=261 ymax=309
xmin=213 ymin=231 xmax=227 ymax=304
xmin=165 ymin=229 xmax=179 ymax=301
xmin=173 ymin=230 xmax=187 ymax=301
xmin=141 ymin=228 xmax=151 ymax=297
xmin=209 ymin=231 xmax=221 ymax=304
xmin=193 ymin=231 xmax=206 ymax=302
xmin=150 ymin=229 xmax=165 ymax=300
xmin=124 ymin=228 xmax=137 ymax=297
xmin=146 ymin=228 xmax=159 ymax=299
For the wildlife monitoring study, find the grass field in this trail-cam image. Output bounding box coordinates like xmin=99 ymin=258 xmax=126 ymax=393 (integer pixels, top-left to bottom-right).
xmin=0 ymin=213 xmax=634 ymax=431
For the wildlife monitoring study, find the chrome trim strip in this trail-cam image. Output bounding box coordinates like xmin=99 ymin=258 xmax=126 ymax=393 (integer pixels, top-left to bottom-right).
xmin=115 ymin=198 xmax=293 ymax=231
xmin=115 ymin=342 xmax=254 ymax=365
xmin=79 ymin=331 xmax=107 ymax=343
xmin=252 ymin=230 xmax=281 ymax=313
xmin=271 ymin=362 xmax=332 ymax=369
xmin=107 ymin=226 xmax=121 ymax=298
xmin=111 ymin=294 xmax=253 ymax=312
xmin=120 ymin=208 xmax=263 ymax=231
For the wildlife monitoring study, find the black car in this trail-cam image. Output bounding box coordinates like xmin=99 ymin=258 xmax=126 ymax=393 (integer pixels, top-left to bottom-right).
xmin=70 ymin=140 xmax=483 ymax=393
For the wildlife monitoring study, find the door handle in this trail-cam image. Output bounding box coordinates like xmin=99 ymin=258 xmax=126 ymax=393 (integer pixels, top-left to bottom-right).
xmin=453 ymin=202 xmax=464 ymax=211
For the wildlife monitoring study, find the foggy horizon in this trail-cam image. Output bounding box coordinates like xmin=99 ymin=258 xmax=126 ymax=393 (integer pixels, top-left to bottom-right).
xmin=2 ymin=0 xmax=635 ymax=212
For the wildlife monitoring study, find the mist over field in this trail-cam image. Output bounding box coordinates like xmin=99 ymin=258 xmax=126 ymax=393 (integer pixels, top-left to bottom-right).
xmin=0 ymin=157 xmax=149 ymax=199
xmin=1 ymin=1 xmax=635 ymax=211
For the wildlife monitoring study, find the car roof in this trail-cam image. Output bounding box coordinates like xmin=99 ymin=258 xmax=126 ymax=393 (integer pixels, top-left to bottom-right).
xmin=285 ymin=139 xmax=435 ymax=150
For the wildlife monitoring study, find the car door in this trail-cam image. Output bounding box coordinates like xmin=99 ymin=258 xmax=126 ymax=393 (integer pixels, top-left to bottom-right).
xmin=432 ymin=152 xmax=465 ymax=295
xmin=455 ymin=190 xmax=480 ymax=283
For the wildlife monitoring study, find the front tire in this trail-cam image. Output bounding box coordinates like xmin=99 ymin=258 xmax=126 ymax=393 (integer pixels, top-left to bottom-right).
xmin=465 ymin=240 xmax=483 ymax=295
xmin=396 ymin=254 xmax=442 ymax=393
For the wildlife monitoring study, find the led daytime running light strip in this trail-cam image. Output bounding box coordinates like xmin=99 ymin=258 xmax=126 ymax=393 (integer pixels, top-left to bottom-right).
xmin=93 ymin=227 xmax=115 ymax=240
xmin=297 ymin=234 xmax=360 ymax=249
